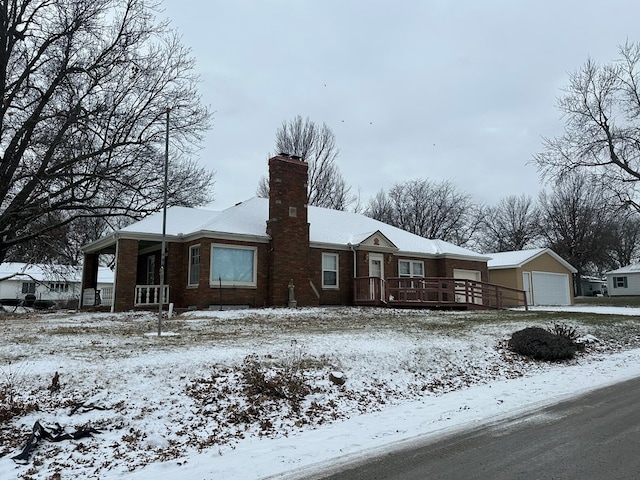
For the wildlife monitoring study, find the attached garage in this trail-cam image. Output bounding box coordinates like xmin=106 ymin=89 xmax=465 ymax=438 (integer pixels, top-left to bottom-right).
xmin=488 ymin=248 xmax=577 ymax=306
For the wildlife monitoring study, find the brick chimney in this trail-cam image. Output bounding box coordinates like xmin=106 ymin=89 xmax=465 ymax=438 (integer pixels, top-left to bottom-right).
xmin=266 ymin=154 xmax=315 ymax=306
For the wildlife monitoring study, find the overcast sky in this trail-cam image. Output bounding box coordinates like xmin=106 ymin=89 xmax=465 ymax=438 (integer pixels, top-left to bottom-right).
xmin=161 ymin=0 xmax=640 ymax=211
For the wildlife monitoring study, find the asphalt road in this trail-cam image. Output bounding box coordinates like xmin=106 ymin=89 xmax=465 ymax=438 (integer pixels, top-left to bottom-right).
xmin=314 ymin=376 xmax=640 ymax=480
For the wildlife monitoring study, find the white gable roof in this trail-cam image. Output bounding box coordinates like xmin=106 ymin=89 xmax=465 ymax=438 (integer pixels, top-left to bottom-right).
xmin=90 ymin=197 xmax=487 ymax=260
xmin=606 ymin=263 xmax=640 ymax=275
xmin=487 ymin=248 xmax=577 ymax=273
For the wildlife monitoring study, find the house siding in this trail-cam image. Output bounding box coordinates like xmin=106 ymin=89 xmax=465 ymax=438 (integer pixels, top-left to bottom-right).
xmin=608 ymin=272 xmax=640 ymax=296
xmin=488 ymin=268 xmax=520 ymax=290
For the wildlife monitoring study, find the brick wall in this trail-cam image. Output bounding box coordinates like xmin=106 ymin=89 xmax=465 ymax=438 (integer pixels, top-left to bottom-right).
xmin=114 ymin=238 xmax=138 ymax=311
xmin=441 ymin=258 xmax=489 ymax=280
xmin=166 ymin=242 xmax=185 ymax=307
xmin=266 ymin=155 xmax=316 ymax=306
xmin=308 ymin=248 xmax=354 ymax=305
xmin=181 ymin=239 xmax=270 ymax=309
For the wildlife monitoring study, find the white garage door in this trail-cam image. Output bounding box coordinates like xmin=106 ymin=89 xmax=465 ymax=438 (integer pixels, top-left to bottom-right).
xmin=531 ymin=271 xmax=571 ymax=305
xmin=453 ymin=269 xmax=483 ymax=305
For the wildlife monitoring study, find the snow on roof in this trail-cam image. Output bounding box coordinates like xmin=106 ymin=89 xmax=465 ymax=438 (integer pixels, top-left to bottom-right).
xmin=487 ymin=248 xmax=547 ymax=268
xmin=114 ymin=197 xmax=487 ymax=260
xmin=606 ymin=263 xmax=640 ymax=275
xmin=120 ymin=206 xmax=222 ymax=236
xmin=487 ymin=248 xmax=577 ymax=273
xmin=0 ymin=262 xmax=114 ymax=283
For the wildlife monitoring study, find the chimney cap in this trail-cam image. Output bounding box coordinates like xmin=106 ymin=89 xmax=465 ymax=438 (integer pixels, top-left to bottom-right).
xmin=277 ymin=152 xmax=303 ymax=161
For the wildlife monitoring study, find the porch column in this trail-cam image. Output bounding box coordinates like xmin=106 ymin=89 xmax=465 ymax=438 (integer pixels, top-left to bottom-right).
xmin=81 ymin=253 xmax=99 ymax=308
xmin=165 ymin=242 xmax=184 ymax=308
xmin=114 ymin=239 xmax=138 ymax=312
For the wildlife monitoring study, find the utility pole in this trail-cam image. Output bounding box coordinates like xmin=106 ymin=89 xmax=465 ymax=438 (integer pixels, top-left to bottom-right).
xmin=158 ymin=107 xmax=169 ymax=336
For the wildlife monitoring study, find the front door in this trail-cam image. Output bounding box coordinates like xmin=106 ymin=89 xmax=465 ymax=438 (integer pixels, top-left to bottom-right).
xmin=368 ymin=253 xmax=384 ymax=301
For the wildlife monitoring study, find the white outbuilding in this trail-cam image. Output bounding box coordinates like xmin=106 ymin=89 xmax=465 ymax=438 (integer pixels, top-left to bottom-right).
xmin=606 ymin=263 xmax=640 ymax=297
xmin=0 ymin=262 xmax=113 ymax=308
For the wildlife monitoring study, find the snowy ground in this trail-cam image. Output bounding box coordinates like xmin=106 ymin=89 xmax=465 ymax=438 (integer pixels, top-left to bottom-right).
xmin=1 ymin=305 xmax=639 ymax=479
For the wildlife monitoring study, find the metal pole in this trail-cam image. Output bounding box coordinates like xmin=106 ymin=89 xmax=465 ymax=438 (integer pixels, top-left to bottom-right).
xmin=158 ymin=107 xmax=169 ymax=336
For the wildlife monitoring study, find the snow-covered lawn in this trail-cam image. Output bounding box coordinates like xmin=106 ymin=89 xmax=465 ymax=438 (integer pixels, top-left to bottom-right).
xmin=1 ymin=306 xmax=639 ymax=479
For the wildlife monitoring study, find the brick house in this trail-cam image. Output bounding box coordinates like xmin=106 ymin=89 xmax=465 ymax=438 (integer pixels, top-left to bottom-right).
xmin=81 ymin=154 xmax=523 ymax=312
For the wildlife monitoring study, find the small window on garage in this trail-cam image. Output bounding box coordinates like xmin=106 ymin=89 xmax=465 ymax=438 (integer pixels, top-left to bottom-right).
xmin=613 ymin=276 xmax=628 ymax=288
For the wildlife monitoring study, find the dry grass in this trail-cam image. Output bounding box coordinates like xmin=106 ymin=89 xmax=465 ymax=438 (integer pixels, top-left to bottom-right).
xmin=576 ymin=295 xmax=640 ymax=307
xmin=1 ymin=306 xmax=640 ymax=477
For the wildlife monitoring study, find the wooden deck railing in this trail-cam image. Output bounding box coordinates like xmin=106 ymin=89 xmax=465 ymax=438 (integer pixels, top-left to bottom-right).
xmin=353 ymin=277 xmax=527 ymax=310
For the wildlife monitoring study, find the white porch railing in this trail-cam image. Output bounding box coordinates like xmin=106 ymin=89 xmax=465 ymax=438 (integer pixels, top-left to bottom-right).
xmin=99 ymin=287 xmax=114 ymax=307
xmin=135 ymin=285 xmax=169 ymax=306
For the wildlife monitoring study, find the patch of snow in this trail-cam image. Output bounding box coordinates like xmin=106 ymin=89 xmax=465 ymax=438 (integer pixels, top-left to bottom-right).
xmin=0 ymin=306 xmax=638 ymax=480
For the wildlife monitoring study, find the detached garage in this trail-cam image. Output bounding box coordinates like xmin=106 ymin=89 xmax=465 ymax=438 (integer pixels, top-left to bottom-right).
xmin=487 ymin=248 xmax=577 ymax=306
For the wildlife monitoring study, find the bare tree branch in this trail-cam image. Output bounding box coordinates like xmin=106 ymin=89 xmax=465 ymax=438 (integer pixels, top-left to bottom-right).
xmin=364 ymin=178 xmax=482 ymax=247
xmin=476 ymin=194 xmax=540 ymax=253
xmin=537 ymin=172 xmax=615 ymax=293
xmin=532 ymin=42 xmax=640 ymax=213
xmin=257 ymin=115 xmax=354 ymax=210
xmin=0 ymin=0 xmax=215 ymax=264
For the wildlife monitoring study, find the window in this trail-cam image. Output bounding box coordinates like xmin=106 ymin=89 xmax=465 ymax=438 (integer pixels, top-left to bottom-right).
xmin=613 ymin=276 xmax=628 ymax=288
xmin=322 ymin=253 xmax=339 ymax=288
xmin=49 ymin=283 xmax=69 ymax=293
xmin=22 ymin=282 xmax=36 ymax=294
xmin=188 ymin=245 xmax=200 ymax=286
xmin=210 ymin=244 xmax=257 ymax=287
xmin=398 ymin=260 xmax=424 ymax=278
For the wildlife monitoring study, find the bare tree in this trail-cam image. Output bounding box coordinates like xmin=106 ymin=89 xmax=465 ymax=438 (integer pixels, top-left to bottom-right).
xmin=365 ymin=179 xmax=483 ymax=247
xmin=477 ymin=195 xmax=540 ymax=253
xmin=0 ymin=0 xmax=214 ymax=264
xmin=533 ymin=41 xmax=640 ymax=212
xmin=6 ymin=215 xmax=110 ymax=266
xmin=257 ymin=116 xmax=354 ymax=210
xmin=537 ymin=173 xmax=613 ymax=295
xmin=606 ymin=212 xmax=640 ymax=270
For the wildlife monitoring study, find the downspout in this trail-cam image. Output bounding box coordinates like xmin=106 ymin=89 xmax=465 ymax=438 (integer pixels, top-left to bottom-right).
xmin=348 ymin=243 xmax=357 ymax=278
